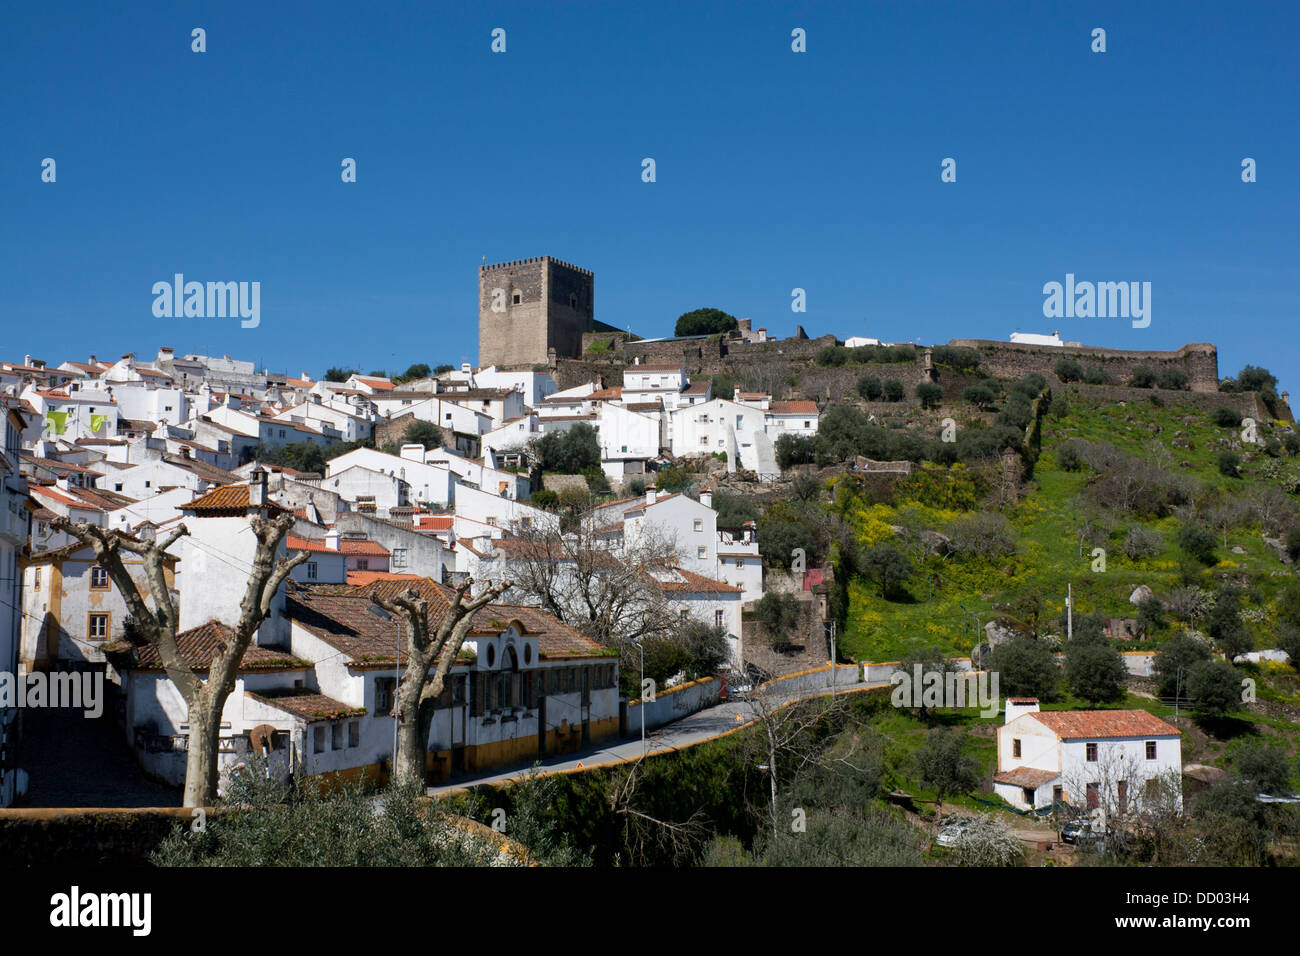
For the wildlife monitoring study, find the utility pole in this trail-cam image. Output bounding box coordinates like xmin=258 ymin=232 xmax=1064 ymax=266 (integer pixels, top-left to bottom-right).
xmin=1067 ymin=582 xmax=1073 ymax=641
xmin=828 ymin=620 xmax=837 ymax=697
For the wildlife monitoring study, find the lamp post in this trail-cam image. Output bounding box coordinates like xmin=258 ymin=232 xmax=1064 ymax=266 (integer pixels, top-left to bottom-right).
xmin=628 ymin=638 xmax=645 ymax=755
xmin=366 ymin=604 xmax=401 ymax=782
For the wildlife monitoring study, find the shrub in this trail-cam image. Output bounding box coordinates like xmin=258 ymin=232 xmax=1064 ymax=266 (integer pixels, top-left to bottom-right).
xmin=930 ymin=346 xmax=981 ymax=371
xmin=815 ymin=345 xmax=848 ymax=367
xmin=947 ymin=512 xmax=1016 ymax=558
xmin=963 ymin=384 xmax=995 ymax=409
xmin=1158 ymin=367 xmax=1189 ymax=390
xmin=858 ymin=376 xmax=883 ymax=401
xmin=859 ymin=544 xmax=913 ymax=598
xmin=1218 ymin=451 xmax=1240 ymax=478
xmin=986 ymin=636 xmax=1059 ymax=699
xmin=401 ymin=419 xmax=443 ymax=449
xmin=1186 ymin=659 xmax=1242 ymax=717
xmin=1054 ymin=358 xmax=1083 ymax=382
xmin=1124 ymin=525 xmax=1164 ymax=560
xmin=916 ymin=383 xmax=943 ymax=409
xmin=758 ymin=519 xmax=817 ymax=569
xmin=883 ymin=380 xmax=905 ymax=402
xmin=1128 ymin=365 xmax=1157 ymax=388
xmin=1065 ymin=640 xmax=1127 ymax=706
xmin=1178 ymin=523 xmax=1218 ymax=565
xmin=754 ymin=593 xmax=804 ymax=651
xmin=1285 ymin=525 xmax=1300 ymax=562
xmin=1212 ymin=406 xmax=1242 ymax=428
xmin=1083 ymin=366 xmax=1112 ymax=385
xmin=535 ymin=423 xmax=601 ymax=473
xmin=675 ymin=308 xmax=738 ymax=337
xmin=1153 ymin=632 xmax=1212 ymax=698
xmin=529 ymin=489 xmax=560 ymax=509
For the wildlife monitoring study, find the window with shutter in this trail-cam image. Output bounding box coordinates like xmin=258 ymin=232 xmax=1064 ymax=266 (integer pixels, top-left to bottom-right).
xmin=471 ymin=673 xmax=486 ymax=716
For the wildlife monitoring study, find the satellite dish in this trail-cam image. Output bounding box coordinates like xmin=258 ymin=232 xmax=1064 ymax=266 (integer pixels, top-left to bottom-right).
xmin=249 ymin=723 xmax=278 ymax=754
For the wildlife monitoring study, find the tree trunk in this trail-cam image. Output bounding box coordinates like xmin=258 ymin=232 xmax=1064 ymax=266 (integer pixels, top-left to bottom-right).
xmin=182 ymin=700 xmax=221 ymax=807
xmin=394 ymin=689 xmax=426 ymax=785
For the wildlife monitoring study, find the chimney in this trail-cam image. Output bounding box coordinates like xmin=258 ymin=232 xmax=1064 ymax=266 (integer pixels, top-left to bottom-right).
xmin=645 ymin=483 xmax=657 ymax=506
xmin=1004 ymin=697 xmax=1040 ymax=725
xmin=23 ymin=355 xmax=31 ymax=367
xmin=734 ymin=385 xmax=741 ymax=402
xmin=400 ymin=443 xmax=427 ymax=464
xmin=700 ymin=488 xmax=713 ymax=509
xmin=325 ymin=528 xmax=340 ymax=551
xmin=461 ymin=361 xmax=471 ymax=374
xmin=248 ymin=467 xmax=268 ymax=506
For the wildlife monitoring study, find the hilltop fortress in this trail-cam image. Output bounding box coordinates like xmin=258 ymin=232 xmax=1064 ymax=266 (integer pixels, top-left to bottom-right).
xmin=474 ymin=257 xmax=1289 ymax=419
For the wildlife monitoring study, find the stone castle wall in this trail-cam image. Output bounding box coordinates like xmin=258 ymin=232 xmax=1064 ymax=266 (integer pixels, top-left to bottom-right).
xmin=948 ymin=339 xmax=1220 ymax=393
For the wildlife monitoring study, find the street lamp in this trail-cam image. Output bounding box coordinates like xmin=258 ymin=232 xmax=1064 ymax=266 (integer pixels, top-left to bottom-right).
xmin=628 ymin=638 xmax=645 ymax=755
xmin=366 ymin=604 xmax=401 ymax=782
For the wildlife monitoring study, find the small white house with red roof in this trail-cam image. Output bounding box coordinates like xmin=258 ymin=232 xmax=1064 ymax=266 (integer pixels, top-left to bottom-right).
xmin=994 ymin=698 xmax=1182 ymax=814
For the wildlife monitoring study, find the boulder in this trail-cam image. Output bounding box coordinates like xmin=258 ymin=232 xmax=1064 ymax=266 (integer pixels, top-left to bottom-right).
xmin=1129 ymin=585 xmax=1155 ymax=606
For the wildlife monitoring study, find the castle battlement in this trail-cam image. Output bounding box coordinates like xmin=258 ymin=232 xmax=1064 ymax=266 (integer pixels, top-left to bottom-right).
xmin=480 ymin=256 xmax=593 ymax=277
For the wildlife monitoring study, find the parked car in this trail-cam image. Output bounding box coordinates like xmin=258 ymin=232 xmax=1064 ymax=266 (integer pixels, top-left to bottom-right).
xmin=1060 ymin=815 xmax=1108 ymax=847
xmin=935 ymin=816 xmax=972 ymax=847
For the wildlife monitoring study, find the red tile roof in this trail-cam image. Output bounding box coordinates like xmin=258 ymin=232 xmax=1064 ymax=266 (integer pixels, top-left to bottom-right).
xmin=184 ymin=483 xmax=288 ymax=515
xmin=338 ymin=538 xmax=389 ymax=556
xmin=993 ymin=767 xmax=1060 ymax=788
xmin=105 ymin=620 xmax=306 ymax=672
xmin=1028 ymin=709 xmax=1181 ymax=740
xmin=649 ymin=567 xmax=742 ymax=594
xmin=248 ymin=690 xmax=365 ymax=721
xmin=768 ymin=401 xmax=819 ymax=415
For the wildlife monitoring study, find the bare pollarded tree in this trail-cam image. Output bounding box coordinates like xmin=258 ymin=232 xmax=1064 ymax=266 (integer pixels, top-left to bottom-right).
xmin=503 ymin=506 xmax=685 ymax=648
xmin=51 ymin=512 xmax=307 ymax=807
xmin=368 ymin=578 xmax=510 ymax=785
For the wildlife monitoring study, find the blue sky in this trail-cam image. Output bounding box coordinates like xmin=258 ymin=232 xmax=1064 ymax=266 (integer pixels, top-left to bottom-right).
xmin=3 ymin=1 xmax=1297 ymax=391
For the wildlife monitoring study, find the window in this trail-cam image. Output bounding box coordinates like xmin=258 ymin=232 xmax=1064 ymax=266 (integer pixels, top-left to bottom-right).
xmin=697 ymin=546 xmax=706 ymax=559
xmin=1086 ymin=742 xmax=1098 ymax=762
xmin=88 ymin=613 xmax=109 ymax=641
xmin=1086 ymin=782 xmax=1100 ymax=809
xmin=332 ymin=723 xmax=345 ymax=750
xmin=693 ymin=519 xmax=703 ymax=532
xmin=375 ymin=678 xmax=397 ymax=716
xmin=90 ymin=566 xmax=109 ymax=589
xmin=355 ymin=558 xmax=369 ymax=571
xmin=803 ymin=420 xmax=811 ymax=428
xmin=1052 ymin=785 xmax=1064 ymax=805
xmin=1012 ymin=738 xmax=1021 ymax=758
xmin=735 ymin=558 xmax=743 ymax=569
xmin=1117 ymin=780 xmax=1128 ymax=814
xmin=348 ymin=721 xmax=360 ymax=748
xmin=715 ymin=610 xmax=724 ymax=627
xmin=512 ymin=293 xmax=521 ymax=305
xmin=279 ymin=429 xmax=286 ymax=438
xmin=391 ymin=548 xmax=407 ymax=567
xmin=33 ymin=568 xmax=40 ymax=590
xmin=699 ymin=436 xmax=709 ymax=446
xmin=313 ymin=726 xmax=326 ymax=754
xmin=305 ymin=561 xmax=318 ymax=580
xmin=680 ymin=610 xmax=689 ymax=622
xmin=1145 ymin=740 xmax=1157 ymax=760
xmin=114 ymin=483 xmax=123 ymax=492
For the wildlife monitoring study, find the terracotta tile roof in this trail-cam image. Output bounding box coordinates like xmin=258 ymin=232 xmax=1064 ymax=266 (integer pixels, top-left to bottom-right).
xmin=355 ymin=377 xmax=395 ymax=390
xmin=993 ymin=767 xmax=1060 ymax=788
xmin=284 ymin=534 xmax=338 ymax=553
xmin=649 ymin=567 xmax=742 ymax=594
xmin=346 ymin=571 xmax=423 ymax=587
xmin=248 ymin=690 xmax=365 ymax=721
xmin=338 ymin=538 xmax=389 ymax=556
xmin=681 ymin=382 xmax=711 ymax=394
xmin=105 ymin=620 xmax=306 ymax=672
xmin=287 ymin=579 xmax=607 ymax=663
xmin=1028 ymin=709 xmax=1181 ymax=740
xmin=624 ymin=402 xmax=662 ymax=412
xmin=587 ymin=387 xmax=623 ymax=400
xmin=767 ymin=401 xmax=819 ymax=415
xmin=183 ymin=483 xmax=288 ymax=515
xmin=20 ymin=455 xmax=103 ymax=475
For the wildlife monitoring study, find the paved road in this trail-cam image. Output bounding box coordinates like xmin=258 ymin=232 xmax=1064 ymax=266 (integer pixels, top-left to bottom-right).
xmin=15 ymin=701 xmax=182 ymax=808
xmin=429 ymin=680 xmax=890 ymax=795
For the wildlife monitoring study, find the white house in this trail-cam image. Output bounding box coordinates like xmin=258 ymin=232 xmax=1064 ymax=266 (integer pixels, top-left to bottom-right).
xmin=0 ymin=400 xmax=31 ymax=807
xmin=326 ymin=445 xmax=455 ymax=509
xmin=23 ymin=384 xmax=119 ymax=443
xmin=992 ymin=698 xmax=1183 ymax=813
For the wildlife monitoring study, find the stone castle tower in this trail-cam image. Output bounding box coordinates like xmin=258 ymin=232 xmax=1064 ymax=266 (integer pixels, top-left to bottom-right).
xmin=479 ymin=256 xmax=615 ymax=369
